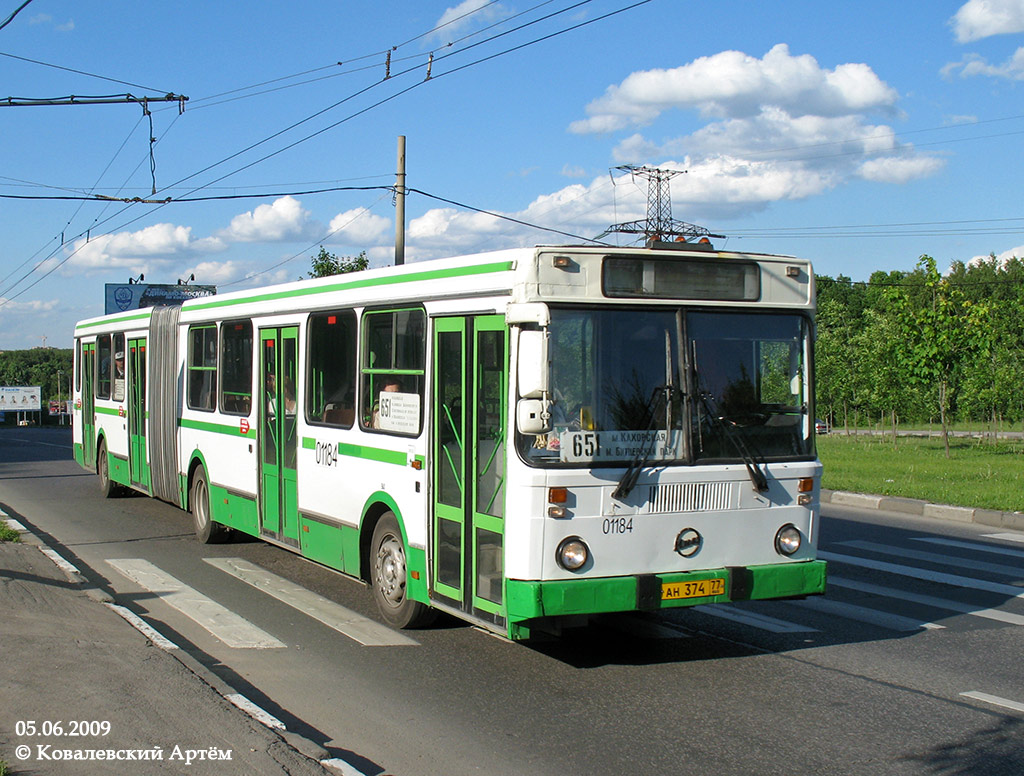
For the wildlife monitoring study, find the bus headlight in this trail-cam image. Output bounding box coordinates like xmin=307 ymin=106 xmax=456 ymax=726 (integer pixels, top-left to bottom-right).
xmin=775 ymin=524 xmax=802 ymax=556
xmin=556 ymin=536 xmax=589 ymax=571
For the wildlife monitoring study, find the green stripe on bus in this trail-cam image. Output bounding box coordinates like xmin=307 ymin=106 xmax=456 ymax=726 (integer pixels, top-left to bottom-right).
xmin=179 ymin=417 xmax=250 ymax=437
xmin=301 ymin=436 xmax=425 ymax=467
xmin=75 ymin=311 xmax=153 ymax=331
xmin=185 ymin=260 xmax=515 ymax=313
xmin=94 ymin=406 xmax=123 ymax=416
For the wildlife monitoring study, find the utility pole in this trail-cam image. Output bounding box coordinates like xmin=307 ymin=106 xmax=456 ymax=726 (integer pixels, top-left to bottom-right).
xmin=394 ymin=135 xmax=406 ymax=266
xmin=601 ymin=165 xmax=721 ymax=245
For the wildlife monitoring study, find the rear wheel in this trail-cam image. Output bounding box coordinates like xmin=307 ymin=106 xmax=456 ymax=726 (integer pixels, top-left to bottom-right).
xmin=190 ymin=467 xmax=228 ymax=543
xmin=97 ymin=441 xmax=119 ymax=498
xmin=371 ymin=512 xmax=434 ymax=629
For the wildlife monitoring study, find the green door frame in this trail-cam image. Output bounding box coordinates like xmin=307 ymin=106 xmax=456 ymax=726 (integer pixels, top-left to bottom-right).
xmin=127 ymin=338 xmax=150 ymax=490
xmin=259 ymin=326 xmax=300 ymax=547
xmin=431 ymin=315 xmax=507 ymax=617
xmin=82 ymin=342 xmax=96 ymax=469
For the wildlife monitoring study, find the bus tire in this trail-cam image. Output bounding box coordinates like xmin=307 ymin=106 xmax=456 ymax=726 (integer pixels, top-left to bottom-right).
xmin=371 ymin=512 xmax=434 ymax=629
xmin=191 ymin=467 xmax=228 ymax=544
xmin=97 ymin=441 xmax=119 ymax=498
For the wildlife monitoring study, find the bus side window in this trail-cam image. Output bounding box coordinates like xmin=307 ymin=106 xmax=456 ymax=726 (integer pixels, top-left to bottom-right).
xmin=360 ymin=308 xmax=425 ymax=435
xmin=96 ymin=333 xmax=112 ymax=400
xmin=187 ymin=325 xmax=218 ymax=412
xmin=307 ymin=310 xmax=356 ymax=428
xmin=220 ymin=320 xmax=253 ymax=415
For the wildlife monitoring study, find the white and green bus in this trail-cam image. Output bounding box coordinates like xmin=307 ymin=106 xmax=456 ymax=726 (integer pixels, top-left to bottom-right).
xmin=72 ymin=243 xmax=826 ymax=640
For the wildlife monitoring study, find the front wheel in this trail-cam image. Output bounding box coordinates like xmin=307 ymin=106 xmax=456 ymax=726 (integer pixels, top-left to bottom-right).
xmin=371 ymin=513 xmax=434 ymax=629
xmin=190 ymin=467 xmax=228 ymax=544
xmin=97 ymin=441 xmax=119 ymax=498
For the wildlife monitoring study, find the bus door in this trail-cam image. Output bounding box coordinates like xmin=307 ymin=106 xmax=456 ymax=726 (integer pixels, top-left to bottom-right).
xmin=82 ymin=342 xmax=96 ymax=468
xmin=127 ymin=338 xmax=150 ymax=490
xmin=259 ymin=327 xmax=300 ymax=547
xmin=432 ymin=315 xmax=507 ymax=619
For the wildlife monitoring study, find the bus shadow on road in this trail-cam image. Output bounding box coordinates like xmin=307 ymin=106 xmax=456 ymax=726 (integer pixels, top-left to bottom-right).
xmin=527 ymin=514 xmax=1024 ymax=669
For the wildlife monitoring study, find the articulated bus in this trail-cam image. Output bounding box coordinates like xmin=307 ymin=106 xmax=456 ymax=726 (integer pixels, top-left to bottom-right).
xmin=72 ymin=243 xmax=826 ymax=640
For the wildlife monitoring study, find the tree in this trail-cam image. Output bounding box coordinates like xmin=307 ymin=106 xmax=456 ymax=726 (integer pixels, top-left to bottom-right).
xmin=307 ymin=247 xmax=368 ymax=278
xmin=887 ymin=255 xmax=989 ymax=457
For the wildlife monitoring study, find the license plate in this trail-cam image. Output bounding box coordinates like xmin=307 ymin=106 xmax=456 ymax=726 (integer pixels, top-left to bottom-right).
xmin=661 ymin=577 xmax=725 ymax=601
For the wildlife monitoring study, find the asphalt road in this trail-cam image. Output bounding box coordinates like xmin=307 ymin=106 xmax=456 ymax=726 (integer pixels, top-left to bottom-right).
xmin=2 ymin=427 xmax=1023 ymax=775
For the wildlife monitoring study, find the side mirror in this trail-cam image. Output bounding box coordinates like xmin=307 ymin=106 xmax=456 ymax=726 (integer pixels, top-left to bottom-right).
xmin=517 ymin=330 xmax=549 ymax=399
xmin=517 ymin=398 xmax=552 ymax=435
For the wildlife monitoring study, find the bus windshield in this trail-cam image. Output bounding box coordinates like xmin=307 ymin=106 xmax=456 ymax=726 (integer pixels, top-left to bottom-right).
xmin=518 ymin=308 xmax=812 ymax=467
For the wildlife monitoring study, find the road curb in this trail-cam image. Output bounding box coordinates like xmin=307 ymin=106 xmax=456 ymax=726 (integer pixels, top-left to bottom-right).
xmin=822 ymin=490 xmax=1024 ymax=531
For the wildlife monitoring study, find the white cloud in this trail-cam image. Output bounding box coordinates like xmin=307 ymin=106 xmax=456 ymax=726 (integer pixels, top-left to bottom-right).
xmin=857 ymin=155 xmax=946 ymax=184
xmin=220 ymin=196 xmax=319 ymax=243
xmin=432 ymin=0 xmax=507 ymax=41
xmin=942 ymin=47 xmax=1024 ymax=80
xmin=326 ymin=209 xmax=391 ymax=246
xmin=67 ymin=223 xmax=225 ymax=272
xmin=951 ymin=0 xmax=1024 ymax=42
xmin=0 ymin=297 xmax=58 ymax=314
xmin=570 ymin=44 xmax=898 ymax=134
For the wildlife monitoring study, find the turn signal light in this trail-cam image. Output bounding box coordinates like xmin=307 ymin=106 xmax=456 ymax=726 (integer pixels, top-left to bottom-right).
xmin=797 ymin=478 xmax=814 ymax=493
xmin=548 ymin=487 xmax=568 ymax=504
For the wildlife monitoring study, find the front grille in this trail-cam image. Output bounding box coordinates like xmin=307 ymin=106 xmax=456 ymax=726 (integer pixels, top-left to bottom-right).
xmin=646 ymin=482 xmax=731 ymax=514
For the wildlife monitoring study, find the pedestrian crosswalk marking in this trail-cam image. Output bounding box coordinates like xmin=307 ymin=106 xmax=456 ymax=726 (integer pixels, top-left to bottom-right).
xmin=787 ymin=596 xmax=944 ymax=632
xmin=838 ymin=540 xmax=1024 ymax=578
xmin=203 ymin=557 xmax=418 ymax=647
xmin=983 ymin=533 xmax=1024 ymax=545
xmin=915 ymin=536 xmax=1024 ymax=561
xmin=106 ymin=558 xmax=286 ymax=649
xmin=829 ymin=576 xmax=1024 ymax=626
xmin=818 ymin=551 xmax=1024 ymax=599
xmin=696 ymin=604 xmax=819 ymax=633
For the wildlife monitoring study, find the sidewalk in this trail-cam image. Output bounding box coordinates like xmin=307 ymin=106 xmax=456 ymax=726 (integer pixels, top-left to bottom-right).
xmin=0 ymin=532 xmax=333 ymax=776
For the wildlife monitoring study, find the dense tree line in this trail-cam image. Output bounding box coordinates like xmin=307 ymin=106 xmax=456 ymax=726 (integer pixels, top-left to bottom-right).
xmin=815 ymin=254 xmax=1024 ymax=453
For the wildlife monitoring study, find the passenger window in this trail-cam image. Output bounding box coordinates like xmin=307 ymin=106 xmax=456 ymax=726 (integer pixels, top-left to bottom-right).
xmin=96 ymin=334 xmax=112 ymax=399
xmin=112 ymin=333 xmax=126 ymax=402
xmin=360 ymin=308 xmax=425 ymax=435
xmin=220 ymin=321 xmax=253 ymax=416
xmin=187 ymin=325 xmax=217 ymax=411
xmin=307 ymin=311 xmax=356 ymax=428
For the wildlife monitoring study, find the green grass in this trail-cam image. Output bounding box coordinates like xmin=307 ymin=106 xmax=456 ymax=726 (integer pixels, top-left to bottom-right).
xmin=0 ymin=523 xmax=20 ymax=542
xmin=817 ymin=434 xmax=1024 ymax=512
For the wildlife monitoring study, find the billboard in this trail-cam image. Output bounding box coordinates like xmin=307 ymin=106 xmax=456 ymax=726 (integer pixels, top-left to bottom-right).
xmin=0 ymin=386 xmax=41 ymax=411
xmin=105 ymin=283 xmax=216 ymax=314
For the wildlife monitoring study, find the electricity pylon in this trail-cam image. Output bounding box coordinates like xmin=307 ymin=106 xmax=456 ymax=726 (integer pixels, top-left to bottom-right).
xmin=600 ymin=165 xmax=719 ymax=244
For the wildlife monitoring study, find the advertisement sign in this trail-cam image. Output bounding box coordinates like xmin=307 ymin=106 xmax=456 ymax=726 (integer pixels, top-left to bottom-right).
xmin=105 ymin=283 xmax=216 ymax=315
xmin=0 ymin=386 xmax=42 ymax=411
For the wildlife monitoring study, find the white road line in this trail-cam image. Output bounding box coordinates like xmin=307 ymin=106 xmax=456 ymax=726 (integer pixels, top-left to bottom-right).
xmin=106 ymin=558 xmax=285 ymax=649
xmin=829 ymin=576 xmax=1024 ymax=626
xmin=203 ymin=557 xmax=418 ymax=647
xmin=105 ymin=603 xmax=180 ymax=651
xmin=960 ymin=691 xmax=1024 ymax=714
xmin=696 ymin=604 xmax=819 ymax=633
xmin=788 ymin=596 xmax=944 ymax=632
xmin=818 ymin=551 xmax=1024 ymax=599
xmin=40 ymin=546 xmax=80 ymax=576
xmin=914 ymin=536 xmax=1024 ymax=560
xmin=225 ymin=693 xmax=286 ymax=730
xmin=837 ymin=540 xmax=1024 ymax=578
xmin=321 ymin=757 xmax=372 ymax=776
xmin=982 ymin=532 xmax=1024 ymax=546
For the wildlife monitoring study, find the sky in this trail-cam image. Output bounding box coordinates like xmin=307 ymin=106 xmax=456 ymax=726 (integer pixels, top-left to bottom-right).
xmin=2 ymin=0 xmax=1024 ymax=349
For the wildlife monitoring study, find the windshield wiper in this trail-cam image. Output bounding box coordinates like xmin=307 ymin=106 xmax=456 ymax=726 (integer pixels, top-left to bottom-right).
xmin=613 ymin=385 xmax=673 ymax=501
xmin=698 ymin=391 xmax=769 ymax=493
